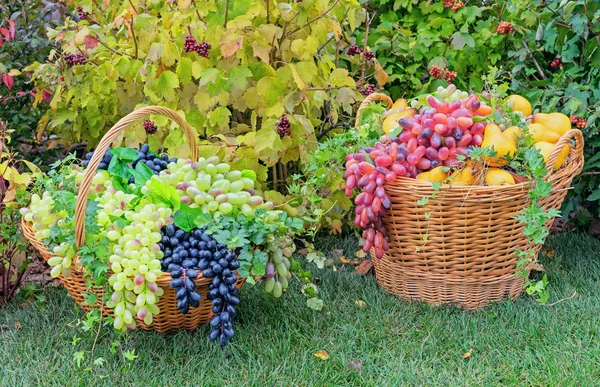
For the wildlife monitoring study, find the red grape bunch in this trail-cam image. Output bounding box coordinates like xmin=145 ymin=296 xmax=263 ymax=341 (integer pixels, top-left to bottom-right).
xmin=64 ymin=53 xmax=87 ymax=67
xmin=276 ymin=115 xmax=291 ymax=138
xmin=347 ymin=44 xmax=363 ymax=56
xmin=550 ymin=58 xmax=563 ymax=69
xmin=77 ymin=6 xmax=89 ymax=20
xmin=364 ymin=51 xmax=375 ymax=61
xmin=344 ymin=92 xmax=490 ymax=258
xmin=143 ymin=120 xmax=158 ymax=135
xmin=497 ymin=21 xmax=514 ymax=35
xmin=360 ymin=84 xmax=376 ymax=97
xmin=183 ymin=36 xmax=211 ymax=58
xmin=570 ymin=115 xmax=586 ymax=129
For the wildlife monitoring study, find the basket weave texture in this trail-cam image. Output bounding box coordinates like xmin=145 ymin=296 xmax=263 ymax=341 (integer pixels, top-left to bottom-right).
xmin=359 ymin=93 xmax=584 ymax=309
xmin=22 ymin=106 xmax=244 ymax=332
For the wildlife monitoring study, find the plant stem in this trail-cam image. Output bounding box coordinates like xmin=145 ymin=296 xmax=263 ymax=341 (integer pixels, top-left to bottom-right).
xmin=265 ymin=0 xmax=269 ymax=24
xmin=521 ymin=39 xmax=546 ymax=80
xmin=224 ymin=0 xmax=231 ymax=28
xmin=282 ymin=0 xmax=340 ymax=41
xmin=360 ymin=11 xmax=375 ymax=85
xmin=127 ymin=0 xmax=139 ymax=15
xmin=272 ymin=165 xmax=278 ymax=191
xmin=129 ymin=21 xmax=138 ymax=59
xmin=190 ymin=0 xmax=203 ymax=21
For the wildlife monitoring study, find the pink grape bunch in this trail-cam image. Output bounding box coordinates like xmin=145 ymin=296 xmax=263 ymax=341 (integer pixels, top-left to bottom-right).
xmin=276 ymin=115 xmax=291 ymax=138
xmin=497 ymin=21 xmax=514 ymax=35
xmin=64 ymin=53 xmax=87 ymax=67
xmin=344 ymin=93 xmax=489 ymax=258
xmin=360 ymin=84 xmax=376 ymax=97
xmin=347 ymin=44 xmax=363 ymax=56
xmin=364 ymin=51 xmax=375 ymax=61
xmin=184 ymin=36 xmax=211 ymax=58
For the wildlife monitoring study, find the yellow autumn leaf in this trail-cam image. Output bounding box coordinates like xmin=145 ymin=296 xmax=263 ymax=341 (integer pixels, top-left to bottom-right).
xmin=463 ymin=349 xmax=472 ymax=359
xmin=314 ymin=350 xmax=329 ymax=360
xmin=373 ymin=59 xmax=389 ymax=87
xmin=355 ymin=250 xmax=366 ymax=259
xmin=355 ymin=300 xmax=366 ymax=309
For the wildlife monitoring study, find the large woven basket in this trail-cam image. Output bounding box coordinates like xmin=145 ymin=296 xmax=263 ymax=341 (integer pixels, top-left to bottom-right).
xmin=22 ymin=106 xmax=244 ymax=332
xmin=357 ymin=93 xmax=584 ymax=309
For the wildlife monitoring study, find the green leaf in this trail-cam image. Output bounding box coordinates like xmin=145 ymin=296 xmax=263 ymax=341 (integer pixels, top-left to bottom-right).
xmin=176 ymin=57 xmax=193 ymax=86
xmin=250 ymin=250 xmax=268 ymax=276
xmin=208 ymin=106 xmax=231 ymax=127
xmin=451 ymin=32 xmax=475 ymax=50
xmin=227 ymin=66 xmax=253 ymax=90
xmin=130 ymin=162 xmax=154 ymax=186
xmin=588 ymin=188 xmax=600 ymax=202
xmin=199 ymin=68 xmax=221 ymax=87
xmin=148 ymin=177 xmax=181 ymax=211
xmin=153 ymin=70 xmax=179 ymax=102
xmin=173 ymin=204 xmax=205 ymax=232
xmin=161 ymin=41 xmax=179 ymax=67
xmin=306 ymin=297 xmax=324 ymax=311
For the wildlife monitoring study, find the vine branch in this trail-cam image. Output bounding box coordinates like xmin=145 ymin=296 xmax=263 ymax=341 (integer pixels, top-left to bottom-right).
xmin=281 ymin=0 xmax=340 ymax=41
xmin=521 ymin=39 xmax=546 ymax=80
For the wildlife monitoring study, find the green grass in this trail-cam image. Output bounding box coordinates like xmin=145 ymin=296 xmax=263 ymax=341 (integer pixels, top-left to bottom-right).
xmin=1 ymin=232 xmax=599 ymax=386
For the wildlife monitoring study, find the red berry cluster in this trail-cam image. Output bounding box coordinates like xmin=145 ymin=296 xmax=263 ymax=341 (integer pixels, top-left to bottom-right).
xmin=276 ymin=116 xmax=291 ymax=138
xmin=429 ymin=65 xmax=443 ymax=79
xmin=443 ymin=0 xmax=463 ymax=11
xmin=344 ymin=94 xmax=488 ymax=257
xmin=360 ymin=84 xmax=376 ymax=97
xmin=550 ymin=58 xmax=563 ymax=69
xmin=570 ymin=115 xmax=586 ymax=129
xmin=64 ymin=53 xmax=87 ymax=67
xmin=364 ymin=51 xmax=375 ymax=61
xmin=184 ymin=36 xmax=211 ymax=58
xmin=445 ymin=70 xmax=458 ymax=83
xmin=143 ymin=120 xmax=158 ymax=135
xmin=443 ymin=0 xmax=453 ymax=6
xmin=497 ymin=21 xmax=514 ymax=35
xmin=347 ymin=44 xmax=363 ymax=56
xmin=77 ymin=6 xmax=89 ymax=20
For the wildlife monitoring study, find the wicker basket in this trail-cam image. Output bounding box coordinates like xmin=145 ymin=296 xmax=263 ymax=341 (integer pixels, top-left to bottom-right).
xmin=358 ymin=93 xmax=584 ymax=309
xmin=21 ymin=106 xmax=245 ymax=332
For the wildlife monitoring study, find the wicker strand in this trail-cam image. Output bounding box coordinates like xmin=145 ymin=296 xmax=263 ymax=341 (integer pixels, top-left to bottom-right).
xmin=74 ymin=106 xmax=199 ymax=248
xmin=545 ymin=129 xmax=584 ymax=178
xmin=354 ymin=92 xmax=393 ymax=129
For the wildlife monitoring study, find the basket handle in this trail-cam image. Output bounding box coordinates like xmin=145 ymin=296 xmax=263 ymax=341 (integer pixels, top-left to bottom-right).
xmin=354 ymin=92 xmax=393 ymax=129
xmin=74 ymin=106 xmax=199 ymax=248
xmin=545 ymin=129 xmax=584 ymax=181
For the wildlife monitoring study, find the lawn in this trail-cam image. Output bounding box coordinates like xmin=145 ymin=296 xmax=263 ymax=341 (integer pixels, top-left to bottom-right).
xmin=1 ymin=231 xmax=599 ymax=386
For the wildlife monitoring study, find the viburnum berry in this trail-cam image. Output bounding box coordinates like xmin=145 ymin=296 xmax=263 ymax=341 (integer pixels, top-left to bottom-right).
xmin=184 ymin=36 xmax=197 ymax=52
xmin=143 ymin=120 xmax=158 ymax=135
xmin=64 ymin=53 xmax=87 ymax=67
xmin=497 ymin=21 xmax=514 ymax=35
xmin=347 ymin=44 xmax=362 ymax=56
xmin=276 ymin=116 xmax=291 ymax=138
xmin=550 ymin=58 xmax=563 ymax=69
xmin=443 ymin=0 xmax=453 ymax=7
xmin=444 ymin=70 xmax=458 ymax=83
xmin=451 ymin=0 xmax=464 ymax=12
xmin=570 ymin=115 xmax=586 ymax=129
xmin=364 ymin=51 xmax=375 ymax=61
xmin=429 ymin=65 xmax=443 ymax=79
xmin=360 ymin=84 xmax=376 ymax=97
xmin=77 ymin=6 xmax=89 ymax=20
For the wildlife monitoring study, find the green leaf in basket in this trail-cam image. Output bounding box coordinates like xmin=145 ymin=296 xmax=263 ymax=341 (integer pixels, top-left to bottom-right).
xmin=130 ymin=162 xmax=154 ymax=187
xmin=108 ymin=148 xmax=138 ymax=181
xmin=82 ymin=292 xmax=99 ymax=307
xmin=173 ymin=204 xmax=205 ymax=232
xmin=109 ymin=214 xmax=131 ymax=229
xmin=148 ymin=177 xmax=181 ymax=211
xmin=109 ymin=147 xmax=138 ymax=162
xmin=417 ymin=197 xmax=429 ymax=206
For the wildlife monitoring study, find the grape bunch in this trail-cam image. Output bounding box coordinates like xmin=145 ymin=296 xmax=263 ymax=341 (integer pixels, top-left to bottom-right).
xmin=345 ymin=91 xmax=491 ymax=257
xmin=276 ymin=115 xmax=291 ymax=138
xmin=203 ymin=247 xmax=240 ymax=347
xmin=364 ymin=51 xmax=375 ymax=61
xmin=159 ymin=225 xmax=205 ymax=314
xmin=497 ymin=21 xmax=514 ymax=35
xmin=570 ymin=115 xmax=586 ymax=129
xmin=360 ymin=84 xmax=376 ymax=97
xmin=264 ymin=237 xmax=294 ymax=297
xmin=550 ymin=58 xmax=563 ymax=69
xmin=77 ymin=6 xmax=89 ymax=20
xmin=183 ymin=35 xmax=211 ymax=58
xmin=429 ymin=65 xmax=443 ymax=79
xmin=83 ymin=144 xmax=177 ymax=177
xmin=347 ymin=44 xmax=363 ymax=56
xmin=64 ymin=53 xmax=87 ymax=67
xmin=19 ymin=192 xmax=67 ymax=240
xmin=143 ymin=120 xmax=157 ymax=135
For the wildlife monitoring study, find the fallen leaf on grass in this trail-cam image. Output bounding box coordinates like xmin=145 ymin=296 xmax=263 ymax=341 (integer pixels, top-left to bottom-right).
xmin=355 ymin=250 xmax=366 ymax=259
xmin=530 ymin=262 xmax=545 ymax=272
xmin=331 ymin=249 xmax=344 ymax=260
xmin=347 ymin=359 xmax=364 ymax=372
xmin=297 ymin=248 xmax=309 ymax=256
xmin=314 ymin=350 xmax=329 ymax=360
xmin=463 ymin=349 xmax=472 ymax=359
xmin=355 ymin=259 xmax=373 ymax=276
xmin=541 ymin=248 xmax=556 ymax=258
xmin=355 ymin=300 xmax=366 ymax=309
xmin=13 ymin=321 xmax=22 ymax=329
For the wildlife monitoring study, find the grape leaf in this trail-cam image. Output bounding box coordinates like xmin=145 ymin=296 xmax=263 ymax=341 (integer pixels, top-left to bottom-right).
xmin=173 ymin=204 xmax=206 ymax=232
xmin=130 ymin=162 xmax=154 ymax=186
xmin=153 ymin=70 xmax=179 ymax=102
xmin=250 ymin=250 xmax=267 ymax=276
xmin=148 ymin=177 xmax=181 ymax=210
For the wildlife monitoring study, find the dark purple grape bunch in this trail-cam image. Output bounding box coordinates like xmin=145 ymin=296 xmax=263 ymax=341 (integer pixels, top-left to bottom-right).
xmin=296 ymin=0 xmax=303 ymax=3
xmin=276 ymin=115 xmax=291 ymax=138
xmin=77 ymin=6 xmax=89 ymax=20
xmin=143 ymin=120 xmax=157 ymax=135
xmin=364 ymin=51 xmax=375 ymax=61
xmin=347 ymin=44 xmax=363 ymax=56
xmin=360 ymin=84 xmax=376 ymax=97
xmin=184 ymin=35 xmax=211 ymax=58
xmin=64 ymin=53 xmax=87 ymax=67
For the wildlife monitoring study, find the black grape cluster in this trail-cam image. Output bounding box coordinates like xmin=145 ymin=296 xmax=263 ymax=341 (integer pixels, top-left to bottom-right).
xmin=160 ymin=225 xmax=205 ymax=314
xmin=360 ymin=84 xmax=376 ymax=97
xmin=159 ymin=224 xmax=240 ymax=346
xmin=276 ymin=115 xmax=291 ymax=138
xmin=347 ymin=44 xmax=362 ymax=56
xmin=83 ymin=144 xmax=177 ymax=178
xmin=76 ymin=6 xmax=89 ymax=20
xmin=143 ymin=120 xmax=157 ymax=134
xmin=364 ymin=51 xmax=374 ymax=61
xmin=64 ymin=53 xmax=87 ymax=67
